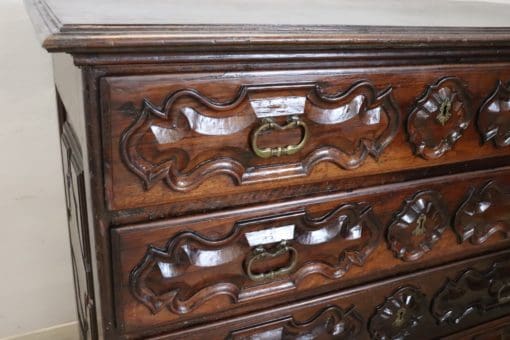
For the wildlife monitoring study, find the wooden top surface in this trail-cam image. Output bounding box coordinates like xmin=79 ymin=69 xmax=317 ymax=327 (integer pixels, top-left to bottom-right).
xmin=25 ymin=0 xmax=510 ymax=53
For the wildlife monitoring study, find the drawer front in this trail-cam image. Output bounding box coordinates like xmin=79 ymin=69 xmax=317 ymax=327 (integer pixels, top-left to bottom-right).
xmin=444 ymin=315 xmax=510 ymax=340
xmin=103 ymin=64 xmax=510 ymax=213
xmin=111 ymin=167 xmax=510 ymax=335
xmin=152 ymin=249 xmax=510 ymax=340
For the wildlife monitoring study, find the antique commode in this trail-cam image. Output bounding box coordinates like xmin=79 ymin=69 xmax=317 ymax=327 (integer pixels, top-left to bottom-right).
xmin=26 ymin=0 xmax=510 ymax=339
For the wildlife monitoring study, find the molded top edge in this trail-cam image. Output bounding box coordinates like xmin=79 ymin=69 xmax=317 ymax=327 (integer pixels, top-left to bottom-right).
xmin=25 ymin=0 xmax=510 ymax=53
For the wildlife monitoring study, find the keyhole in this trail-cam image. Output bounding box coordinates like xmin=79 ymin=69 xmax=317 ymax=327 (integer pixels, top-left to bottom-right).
xmin=436 ymin=99 xmax=452 ymax=125
xmin=393 ymin=308 xmax=407 ymax=327
xmin=412 ymin=214 xmax=427 ymax=236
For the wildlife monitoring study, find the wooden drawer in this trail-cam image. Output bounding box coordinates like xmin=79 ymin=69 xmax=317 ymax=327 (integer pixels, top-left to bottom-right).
xmin=444 ymin=315 xmax=510 ymax=339
xmin=102 ymin=64 xmax=510 ymax=215
xmin=149 ymin=249 xmax=510 ymax=340
xmin=111 ymin=167 xmax=510 ymax=336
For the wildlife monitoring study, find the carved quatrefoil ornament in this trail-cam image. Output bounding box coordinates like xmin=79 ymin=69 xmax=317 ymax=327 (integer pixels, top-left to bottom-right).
xmin=407 ymin=77 xmax=474 ymax=159
xmin=387 ymin=191 xmax=450 ymax=261
xmin=478 ymin=80 xmax=510 ymax=147
xmin=369 ymin=286 xmax=428 ymax=340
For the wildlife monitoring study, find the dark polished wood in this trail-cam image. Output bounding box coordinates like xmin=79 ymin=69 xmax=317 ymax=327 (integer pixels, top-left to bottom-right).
xmin=24 ymin=0 xmax=510 ymax=338
xmin=147 ymin=249 xmax=510 ymax=339
xmin=112 ymin=168 xmax=510 ymax=335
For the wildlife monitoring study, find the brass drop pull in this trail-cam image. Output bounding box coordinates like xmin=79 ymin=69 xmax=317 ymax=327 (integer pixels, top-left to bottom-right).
xmin=251 ymin=116 xmax=309 ymax=158
xmin=244 ymin=240 xmax=298 ymax=281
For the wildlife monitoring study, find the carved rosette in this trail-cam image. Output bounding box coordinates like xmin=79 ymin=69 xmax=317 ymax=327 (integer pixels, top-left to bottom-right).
xmin=369 ymin=286 xmax=428 ymax=340
xmin=120 ymin=81 xmax=400 ymax=192
xmin=387 ymin=191 xmax=449 ymax=261
xmin=478 ymin=80 xmax=510 ymax=147
xmin=230 ymin=305 xmax=363 ymax=339
xmin=432 ymin=261 xmax=510 ymax=325
xmin=454 ymin=181 xmax=510 ymax=244
xmin=407 ymin=77 xmax=473 ymax=159
xmin=129 ymin=203 xmax=381 ymax=315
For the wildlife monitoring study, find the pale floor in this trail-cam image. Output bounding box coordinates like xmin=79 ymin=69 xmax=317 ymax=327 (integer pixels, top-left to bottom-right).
xmin=1 ymin=323 xmax=79 ymax=340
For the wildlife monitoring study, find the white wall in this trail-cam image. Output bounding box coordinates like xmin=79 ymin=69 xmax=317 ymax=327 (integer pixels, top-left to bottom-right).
xmin=0 ymin=0 xmax=76 ymax=338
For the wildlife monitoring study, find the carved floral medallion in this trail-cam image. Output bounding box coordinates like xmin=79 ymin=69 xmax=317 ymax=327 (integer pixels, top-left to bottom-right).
xmin=130 ymin=203 xmax=381 ymax=314
xmin=369 ymin=286 xmax=428 ymax=340
xmin=407 ymin=77 xmax=473 ymax=159
xmin=387 ymin=191 xmax=450 ymax=261
xmin=454 ymin=180 xmax=510 ymax=244
xmin=432 ymin=261 xmax=510 ymax=325
xmin=119 ymin=81 xmax=400 ymax=192
xmin=478 ymin=80 xmax=510 ymax=147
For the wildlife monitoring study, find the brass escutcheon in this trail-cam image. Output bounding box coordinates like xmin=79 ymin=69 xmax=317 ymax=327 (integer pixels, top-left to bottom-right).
xmin=244 ymin=240 xmax=298 ymax=281
xmin=436 ymin=99 xmax=452 ymax=126
xmin=393 ymin=307 xmax=407 ymax=327
xmin=412 ymin=214 xmax=427 ymax=236
xmin=251 ymin=116 xmax=309 ymax=158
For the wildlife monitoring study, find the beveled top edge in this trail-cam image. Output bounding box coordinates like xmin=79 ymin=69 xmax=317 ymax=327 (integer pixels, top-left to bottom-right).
xmin=25 ymin=0 xmax=510 ymax=53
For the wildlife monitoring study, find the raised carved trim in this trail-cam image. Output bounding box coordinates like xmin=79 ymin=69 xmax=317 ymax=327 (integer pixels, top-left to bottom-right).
xmin=129 ymin=203 xmax=381 ymax=314
xmin=407 ymin=77 xmax=474 ymax=159
xmin=230 ymin=305 xmax=363 ymax=339
xmin=454 ymin=181 xmax=510 ymax=244
xmin=369 ymin=286 xmax=428 ymax=340
xmin=387 ymin=191 xmax=450 ymax=261
xmin=61 ymin=122 xmax=98 ymax=340
xmin=119 ymin=81 xmax=400 ymax=191
xmin=432 ymin=261 xmax=510 ymax=325
xmin=478 ymin=80 xmax=510 ymax=147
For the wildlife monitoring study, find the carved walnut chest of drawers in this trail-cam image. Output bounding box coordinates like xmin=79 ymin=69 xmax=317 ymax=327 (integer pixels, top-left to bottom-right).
xmin=26 ymin=0 xmax=510 ymax=339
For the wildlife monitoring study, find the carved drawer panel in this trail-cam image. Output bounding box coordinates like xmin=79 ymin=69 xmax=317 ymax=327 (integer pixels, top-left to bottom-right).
xmin=148 ymin=249 xmax=510 ymax=339
xmin=102 ymin=65 xmax=510 ymax=215
xmin=443 ymin=314 xmax=510 ymax=340
xmin=111 ymin=167 xmax=510 ymax=335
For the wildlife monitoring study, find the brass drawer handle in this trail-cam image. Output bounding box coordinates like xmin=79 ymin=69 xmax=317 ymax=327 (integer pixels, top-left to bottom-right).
xmin=251 ymin=116 xmax=309 ymax=158
xmin=245 ymin=241 xmax=298 ymax=281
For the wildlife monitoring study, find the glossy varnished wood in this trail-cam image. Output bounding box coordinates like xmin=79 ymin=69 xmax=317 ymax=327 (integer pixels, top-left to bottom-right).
xmin=112 ymin=167 xmax=510 ymax=336
xmin=24 ymin=1 xmax=510 ymax=338
xmin=147 ymin=249 xmax=510 ymax=339
xmin=103 ymin=65 xmax=510 ymax=214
